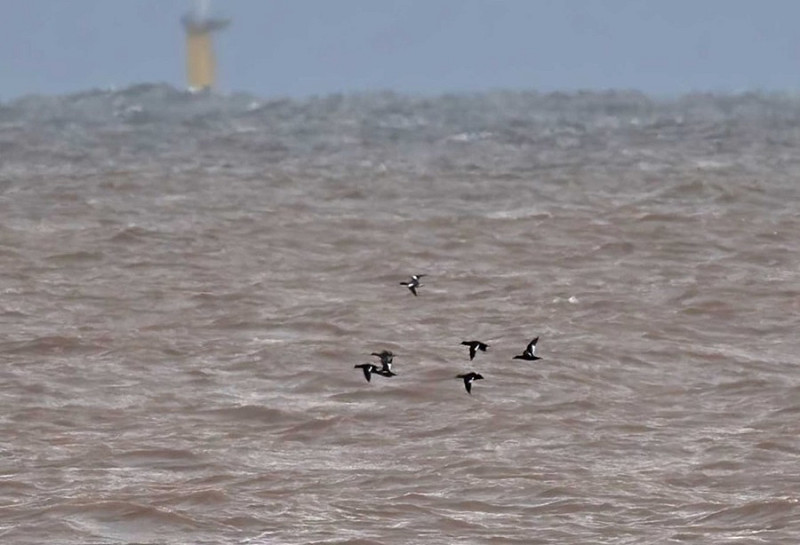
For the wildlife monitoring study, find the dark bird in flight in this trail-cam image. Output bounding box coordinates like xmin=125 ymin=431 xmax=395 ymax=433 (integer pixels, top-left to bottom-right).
xmin=513 ymin=337 xmax=541 ymax=361
xmin=460 ymin=340 xmax=489 ymax=361
xmin=400 ymin=274 xmax=426 ymax=296
xmin=456 ymin=372 xmax=484 ymax=394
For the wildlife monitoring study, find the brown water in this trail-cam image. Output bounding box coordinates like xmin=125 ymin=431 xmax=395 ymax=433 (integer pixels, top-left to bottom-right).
xmin=1 ymin=88 xmax=800 ymax=544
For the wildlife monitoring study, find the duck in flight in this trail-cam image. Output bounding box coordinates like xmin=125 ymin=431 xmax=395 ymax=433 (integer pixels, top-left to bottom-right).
xmin=460 ymin=340 xmax=489 ymax=361
xmin=513 ymin=337 xmax=541 ymax=361
xmin=456 ymin=372 xmax=484 ymax=394
xmin=400 ymin=274 xmax=426 ymax=296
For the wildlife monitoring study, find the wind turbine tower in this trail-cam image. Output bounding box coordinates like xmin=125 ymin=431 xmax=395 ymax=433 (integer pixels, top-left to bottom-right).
xmin=181 ymin=0 xmax=229 ymax=91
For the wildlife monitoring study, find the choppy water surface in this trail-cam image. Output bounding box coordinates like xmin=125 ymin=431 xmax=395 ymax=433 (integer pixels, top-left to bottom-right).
xmin=1 ymin=87 xmax=800 ymax=544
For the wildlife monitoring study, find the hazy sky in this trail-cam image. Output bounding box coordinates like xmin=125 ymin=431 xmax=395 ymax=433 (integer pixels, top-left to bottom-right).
xmin=2 ymin=0 xmax=800 ymax=100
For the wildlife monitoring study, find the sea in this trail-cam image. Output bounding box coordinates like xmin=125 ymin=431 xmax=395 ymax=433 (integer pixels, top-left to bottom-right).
xmin=1 ymin=85 xmax=799 ymax=544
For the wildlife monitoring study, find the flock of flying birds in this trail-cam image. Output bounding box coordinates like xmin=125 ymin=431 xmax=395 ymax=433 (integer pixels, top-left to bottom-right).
xmin=354 ymin=274 xmax=543 ymax=394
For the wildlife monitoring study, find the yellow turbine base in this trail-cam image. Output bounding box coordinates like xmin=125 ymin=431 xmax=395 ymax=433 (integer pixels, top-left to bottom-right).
xmin=185 ymin=31 xmax=217 ymax=91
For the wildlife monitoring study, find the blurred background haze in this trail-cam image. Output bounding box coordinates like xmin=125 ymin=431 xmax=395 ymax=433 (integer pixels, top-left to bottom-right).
xmin=2 ymin=0 xmax=800 ymax=99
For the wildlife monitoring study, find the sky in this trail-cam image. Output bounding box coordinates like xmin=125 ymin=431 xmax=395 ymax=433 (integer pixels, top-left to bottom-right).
xmin=2 ymin=0 xmax=800 ymax=100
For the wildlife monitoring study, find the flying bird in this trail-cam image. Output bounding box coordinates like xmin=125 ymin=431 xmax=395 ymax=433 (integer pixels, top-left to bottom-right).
xmin=400 ymin=274 xmax=426 ymax=296
xmin=513 ymin=337 xmax=541 ymax=361
xmin=456 ymin=372 xmax=484 ymax=394
xmin=460 ymin=340 xmax=489 ymax=361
